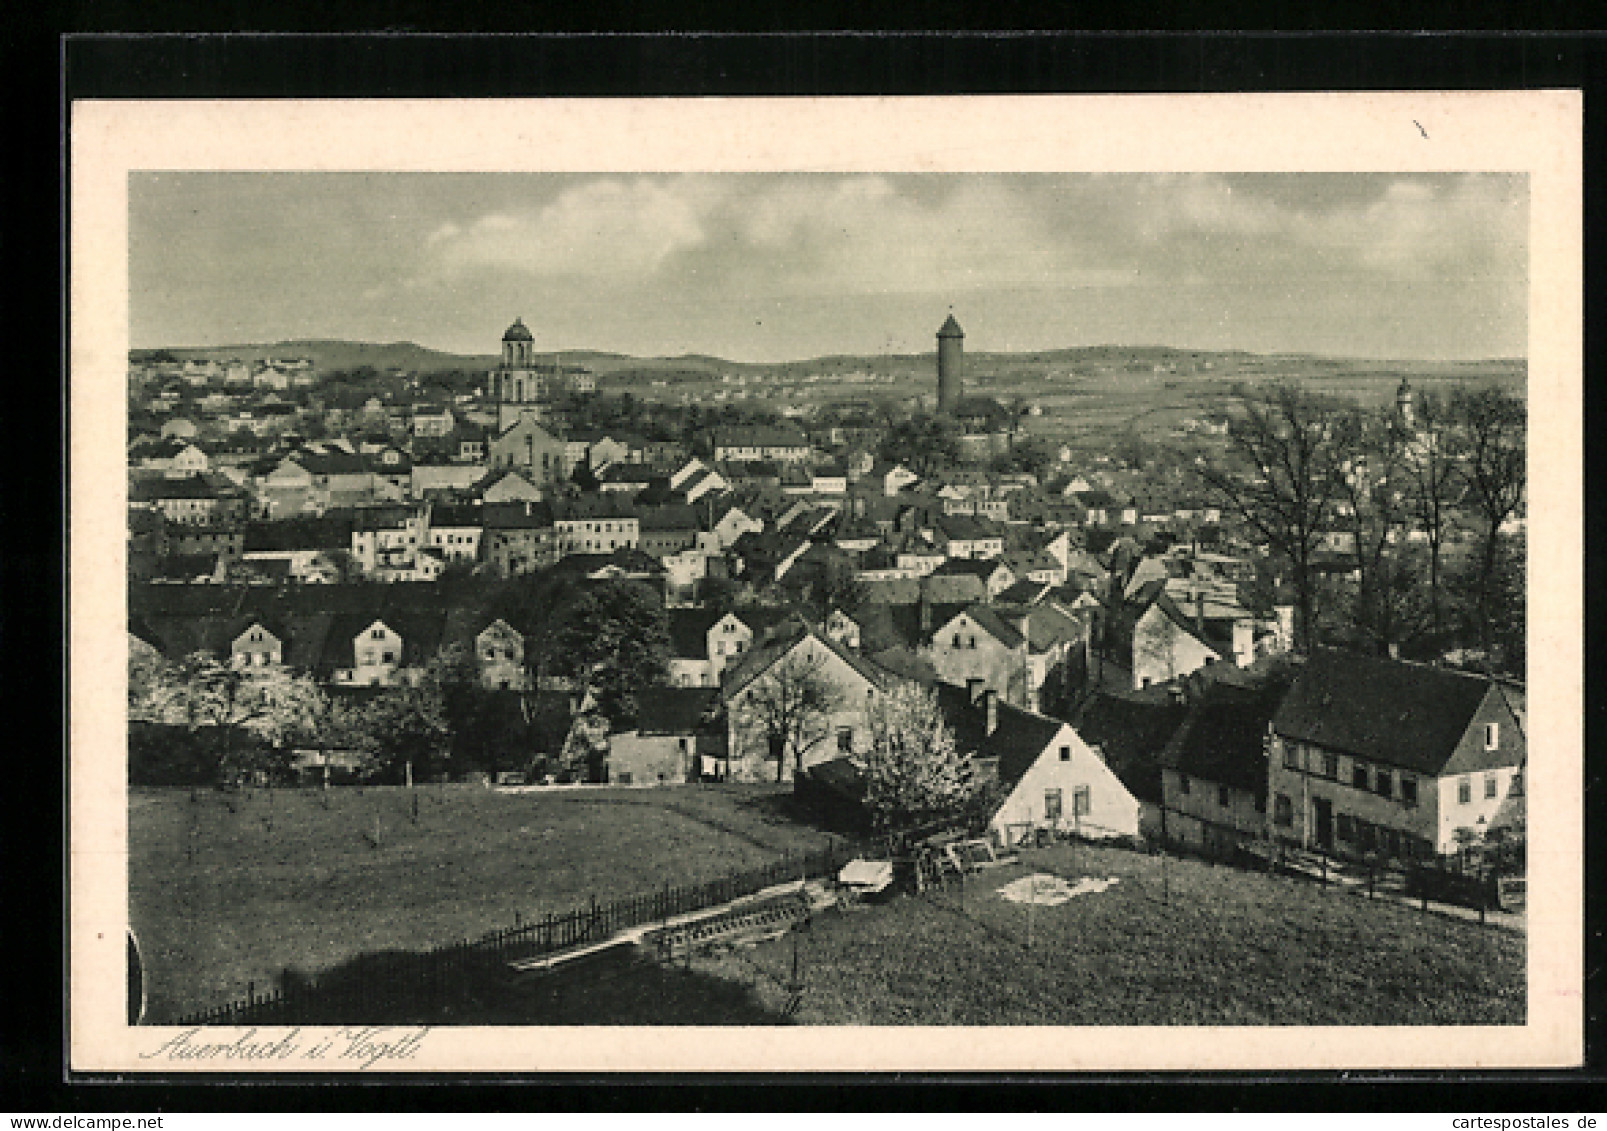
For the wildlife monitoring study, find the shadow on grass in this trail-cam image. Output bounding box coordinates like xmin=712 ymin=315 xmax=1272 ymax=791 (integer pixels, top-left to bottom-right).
xmin=232 ymin=943 xmax=786 ymax=1026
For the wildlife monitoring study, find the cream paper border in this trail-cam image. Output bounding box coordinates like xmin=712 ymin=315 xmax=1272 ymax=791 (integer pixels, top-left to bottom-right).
xmin=70 ymin=93 xmax=1583 ymax=1073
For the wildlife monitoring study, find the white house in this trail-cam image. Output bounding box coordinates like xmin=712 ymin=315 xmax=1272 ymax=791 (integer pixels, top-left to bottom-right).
xmin=933 ymin=682 xmax=1141 ymax=844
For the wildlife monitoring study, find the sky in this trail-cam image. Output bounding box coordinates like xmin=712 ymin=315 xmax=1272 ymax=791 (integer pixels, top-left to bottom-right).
xmin=128 ymin=172 xmax=1528 ymax=362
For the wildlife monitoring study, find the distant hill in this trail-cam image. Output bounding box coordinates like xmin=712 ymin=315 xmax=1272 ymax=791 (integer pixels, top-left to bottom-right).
xmin=132 ymin=339 xmax=1526 ymax=388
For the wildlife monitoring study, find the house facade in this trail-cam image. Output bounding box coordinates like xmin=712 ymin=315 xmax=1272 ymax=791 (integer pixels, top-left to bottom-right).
xmin=722 ymin=627 xmax=893 ymax=783
xmin=1266 ymin=651 xmax=1527 ymax=860
xmin=933 ymin=682 xmax=1141 ymax=844
xmin=476 ymin=618 xmax=529 ymax=691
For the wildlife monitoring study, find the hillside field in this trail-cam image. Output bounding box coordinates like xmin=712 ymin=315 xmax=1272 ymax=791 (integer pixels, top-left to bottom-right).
xmin=520 ymin=840 xmax=1525 ymax=1027
xmin=128 ymin=783 xmax=838 ymax=1023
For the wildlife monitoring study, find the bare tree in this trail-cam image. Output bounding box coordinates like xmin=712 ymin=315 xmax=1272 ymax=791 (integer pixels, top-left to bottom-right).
xmin=1452 ymin=387 xmax=1527 ymax=667
xmin=1398 ymin=389 xmax=1464 ymax=633
xmin=732 ymin=643 xmax=848 ymax=783
xmin=1194 ymin=384 xmax=1355 ymax=654
xmin=1333 ymin=407 xmax=1429 ymax=653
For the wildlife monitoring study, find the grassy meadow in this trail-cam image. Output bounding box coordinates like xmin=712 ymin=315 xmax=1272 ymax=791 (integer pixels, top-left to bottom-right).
xmin=703 ymin=840 xmax=1525 ymax=1026
xmin=129 ymin=783 xmax=837 ymax=1023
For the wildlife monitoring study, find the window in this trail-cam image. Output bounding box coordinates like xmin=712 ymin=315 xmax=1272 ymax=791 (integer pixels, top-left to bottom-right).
xmin=952 ymin=634 xmax=961 ymax=648
xmin=1401 ymin=777 xmax=1418 ymax=807
xmin=1274 ymin=794 xmax=1293 ymax=827
xmin=1044 ymin=789 xmax=1063 ymax=821
xmin=1458 ymin=777 xmax=1472 ymax=804
xmin=617 ymin=771 xmax=632 ymax=785
xmin=1254 ymin=793 xmax=1266 ymax=813
xmin=1284 ymin=744 xmax=1300 ymax=771
xmin=1178 ymin=774 xmax=1191 ymax=796
xmin=382 ymin=651 xmax=395 ymax=664
xmin=837 ymin=727 xmax=854 ymax=752
xmin=1059 ymin=745 xmax=1071 ymax=762
xmin=1484 ymin=723 xmax=1499 ymax=751
xmin=1218 ymin=783 xmax=1231 ymax=808
xmin=1337 ymin=813 xmax=1355 ymax=841
xmin=371 ymin=628 xmax=384 ymax=640
xmin=968 ymin=636 xmax=977 ymax=649
xmin=1073 ymin=787 xmax=1091 ymax=819
xmin=1323 ymin=752 xmax=1339 ymax=779
xmin=1485 ymin=773 xmax=1499 ymax=799
xmin=1374 ymin=769 xmax=1392 ymax=799
xmin=1353 ymin=764 xmax=1369 ymax=791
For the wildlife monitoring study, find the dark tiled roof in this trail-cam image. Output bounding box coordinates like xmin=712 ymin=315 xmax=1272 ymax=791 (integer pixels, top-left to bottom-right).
xmin=1271 ymin=649 xmax=1506 ymax=775
xmin=997 ymin=579 xmax=1053 ymax=605
xmin=931 ymin=556 xmax=1010 ymax=580
xmin=554 ymin=494 xmax=639 ymax=521
xmin=933 ymin=681 xmax=1064 ymax=792
xmin=629 ymin=686 xmax=721 ymax=736
xmin=935 ymin=513 xmax=1001 ymax=542
xmin=941 ymin=604 xmax=1025 ymax=649
xmin=429 ymin=504 xmax=485 ymax=529
xmin=1072 ymin=689 xmax=1191 ymax=804
xmin=481 ymin=501 xmax=554 ymax=530
xmin=667 ymin=608 xmax=725 ymax=659
xmin=920 ymin=574 xmax=989 ymax=606
xmin=1159 ymin=685 xmax=1281 ymax=799
xmin=713 ymin=424 xmax=811 ymax=449
xmin=638 ymin=503 xmax=702 ymax=532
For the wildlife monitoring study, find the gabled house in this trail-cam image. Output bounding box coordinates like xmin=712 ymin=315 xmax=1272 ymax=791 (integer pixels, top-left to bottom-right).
xmin=475 ymin=618 xmax=529 ymax=691
xmin=712 ymin=423 xmax=813 ymax=464
xmin=932 ymin=513 xmax=1004 ymax=560
xmin=481 ymin=501 xmax=556 ymax=577
xmin=425 ymin=504 xmax=484 ymax=563
xmin=934 ymin=682 xmax=1141 ymax=844
xmin=328 ymin=616 xmax=409 ymax=687
xmin=488 ymin=416 xmax=567 ymax=483
xmin=553 ymin=495 xmax=640 ymax=555
xmin=721 ymin=625 xmax=897 ymax=783
xmin=709 ymin=503 xmax=763 ymax=550
xmin=1267 ymin=650 xmax=1527 ymax=861
xmin=476 ymin=466 xmax=545 ymax=504
xmin=928 ymin=605 xmax=1030 ymax=707
xmin=230 ymin=620 xmax=284 ymax=668
xmin=929 ymin=556 xmax=1016 ymax=599
xmin=1129 ymin=589 xmax=1255 ymax=691
xmin=605 ymin=686 xmax=723 ymax=785
xmin=1072 ymin=686 xmax=1192 ymax=838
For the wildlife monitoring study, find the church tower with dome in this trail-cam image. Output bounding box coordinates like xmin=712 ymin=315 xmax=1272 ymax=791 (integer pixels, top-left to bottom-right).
xmin=493 ymin=317 xmax=551 ymax=431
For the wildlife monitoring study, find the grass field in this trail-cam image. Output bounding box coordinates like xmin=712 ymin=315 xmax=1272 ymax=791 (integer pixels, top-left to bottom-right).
xmin=712 ymin=841 xmax=1525 ymax=1026
xmin=498 ymin=840 xmax=1522 ymax=1027
xmin=129 ymin=783 xmax=838 ymax=1022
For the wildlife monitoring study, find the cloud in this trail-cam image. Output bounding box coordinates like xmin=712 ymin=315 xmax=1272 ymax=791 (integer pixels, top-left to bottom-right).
xmin=425 ymin=177 xmax=721 ymax=278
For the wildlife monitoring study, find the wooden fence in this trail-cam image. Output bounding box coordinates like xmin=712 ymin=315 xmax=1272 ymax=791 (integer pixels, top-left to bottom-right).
xmin=171 ymin=842 xmax=842 ymax=1026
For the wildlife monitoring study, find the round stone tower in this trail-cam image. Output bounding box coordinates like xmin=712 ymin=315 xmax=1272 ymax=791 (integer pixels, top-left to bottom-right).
xmin=936 ymin=312 xmax=964 ymax=415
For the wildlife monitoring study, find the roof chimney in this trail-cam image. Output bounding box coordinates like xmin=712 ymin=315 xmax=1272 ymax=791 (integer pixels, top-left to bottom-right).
xmin=983 ymin=688 xmax=999 ymax=736
xmin=1195 ymin=591 xmax=1206 ymax=634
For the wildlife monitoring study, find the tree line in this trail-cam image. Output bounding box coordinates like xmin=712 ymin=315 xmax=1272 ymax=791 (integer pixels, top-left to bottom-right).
xmin=1195 ymin=382 xmax=1525 ymax=674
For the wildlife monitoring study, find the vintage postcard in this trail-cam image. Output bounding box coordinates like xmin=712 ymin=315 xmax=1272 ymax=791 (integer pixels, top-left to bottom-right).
xmin=70 ymin=93 xmax=1582 ymax=1072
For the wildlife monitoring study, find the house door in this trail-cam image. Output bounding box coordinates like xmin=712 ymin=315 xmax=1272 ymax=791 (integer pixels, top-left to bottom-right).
xmin=1312 ymin=798 xmax=1334 ymax=851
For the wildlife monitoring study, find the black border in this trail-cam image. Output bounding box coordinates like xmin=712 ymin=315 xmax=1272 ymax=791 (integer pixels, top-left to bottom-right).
xmin=25 ymin=28 xmax=1606 ymax=1110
